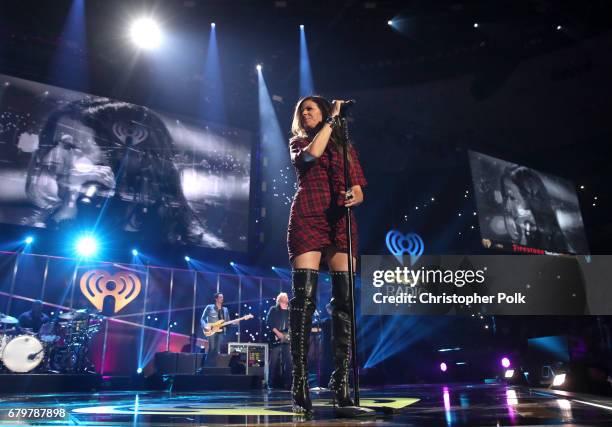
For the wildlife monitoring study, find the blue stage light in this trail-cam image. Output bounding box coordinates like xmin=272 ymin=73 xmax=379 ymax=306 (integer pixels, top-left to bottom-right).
xmin=271 ymin=266 xmax=276 ymax=270
xmin=136 ymin=367 xmax=143 ymax=374
xmin=132 ymin=249 xmax=139 ymax=256
xmin=230 ymin=261 xmax=236 ymax=266
xmin=299 ymin=26 xmax=314 ymax=96
xmin=76 ymin=235 xmax=98 ymax=257
xmin=25 ymin=236 xmax=34 ymax=244
xmin=387 ymin=20 xmax=393 ymax=26
xmin=211 ymin=22 xmax=216 ymax=28
xmin=256 ymin=64 xmax=263 ymax=71
xmin=184 ymin=256 xmax=191 ymax=262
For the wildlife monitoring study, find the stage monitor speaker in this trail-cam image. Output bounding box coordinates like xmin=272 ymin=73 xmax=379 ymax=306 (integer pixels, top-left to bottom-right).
xmin=154 ymin=352 xmax=177 ymax=375
xmin=177 ymin=353 xmax=203 ymax=375
xmin=156 ymin=352 xmax=203 ymax=375
xmin=214 ymin=353 xmax=232 ymax=368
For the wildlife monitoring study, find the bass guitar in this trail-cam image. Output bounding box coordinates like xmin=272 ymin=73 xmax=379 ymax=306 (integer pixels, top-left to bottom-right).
xmin=203 ymin=314 xmax=254 ymax=337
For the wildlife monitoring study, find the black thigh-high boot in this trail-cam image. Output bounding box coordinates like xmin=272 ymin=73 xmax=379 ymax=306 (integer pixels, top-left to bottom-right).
xmin=290 ymin=268 xmax=318 ymax=414
xmin=329 ymin=271 xmax=356 ymax=407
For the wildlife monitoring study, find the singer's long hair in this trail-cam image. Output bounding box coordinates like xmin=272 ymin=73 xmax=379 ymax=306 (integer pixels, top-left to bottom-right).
xmin=290 ymin=95 xmax=350 ymax=161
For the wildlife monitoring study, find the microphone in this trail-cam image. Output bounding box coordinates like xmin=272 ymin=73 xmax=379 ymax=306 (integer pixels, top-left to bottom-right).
xmin=28 ymin=349 xmax=43 ymax=360
xmin=339 ymin=99 xmax=356 ymax=116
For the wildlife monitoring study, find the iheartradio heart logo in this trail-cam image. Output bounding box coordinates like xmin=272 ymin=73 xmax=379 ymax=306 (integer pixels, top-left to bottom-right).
xmin=79 ymin=270 xmax=142 ymax=313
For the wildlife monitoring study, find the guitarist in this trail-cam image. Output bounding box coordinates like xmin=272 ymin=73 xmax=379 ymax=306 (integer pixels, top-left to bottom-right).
xmin=266 ymin=292 xmax=291 ymax=389
xmin=201 ymin=292 xmax=230 ymax=366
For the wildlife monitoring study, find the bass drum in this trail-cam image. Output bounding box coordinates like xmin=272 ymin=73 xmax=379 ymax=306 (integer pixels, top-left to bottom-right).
xmin=0 ymin=334 xmax=8 ymax=358
xmin=2 ymin=335 xmax=44 ymax=373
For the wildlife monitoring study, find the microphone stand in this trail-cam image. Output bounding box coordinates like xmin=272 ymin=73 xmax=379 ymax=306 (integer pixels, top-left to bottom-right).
xmin=338 ymin=111 xmax=360 ymax=407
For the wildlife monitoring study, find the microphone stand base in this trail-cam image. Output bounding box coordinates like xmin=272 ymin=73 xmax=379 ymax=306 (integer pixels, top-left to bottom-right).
xmin=333 ymin=405 xmax=377 ymax=418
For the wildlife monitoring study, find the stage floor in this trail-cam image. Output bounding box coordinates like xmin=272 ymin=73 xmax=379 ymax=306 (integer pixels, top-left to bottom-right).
xmin=1 ymin=383 xmax=611 ymax=426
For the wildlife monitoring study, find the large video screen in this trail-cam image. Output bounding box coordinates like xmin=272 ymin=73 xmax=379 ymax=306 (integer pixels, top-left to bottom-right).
xmin=0 ymin=74 xmax=251 ymax=251
xmin=469 ymin=151 xmax=588 ymax=255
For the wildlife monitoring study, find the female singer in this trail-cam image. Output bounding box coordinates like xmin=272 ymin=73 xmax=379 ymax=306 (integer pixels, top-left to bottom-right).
xmin=286 ymin=96 xmax=367 ymax=414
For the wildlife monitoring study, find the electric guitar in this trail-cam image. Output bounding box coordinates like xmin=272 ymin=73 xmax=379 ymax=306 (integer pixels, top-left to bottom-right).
xmin=268 ymin=327 xmax=322 ymax=346
xmin=203 ymin=314 xmax=253 ymax=337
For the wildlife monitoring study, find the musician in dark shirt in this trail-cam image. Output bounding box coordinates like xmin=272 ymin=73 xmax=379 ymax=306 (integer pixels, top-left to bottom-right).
xmin=201 ymin=293 xmax=230 ymax=366
xmin=18 ymin=300 xmax=49 ymax=333
xmin=266 ymin=292 xmax=291 ymax=389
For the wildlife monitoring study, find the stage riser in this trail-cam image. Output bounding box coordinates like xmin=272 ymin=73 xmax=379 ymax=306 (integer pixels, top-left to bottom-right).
xmin=162 ymin=374 xmax=263 ymax=391
xmin=0 ymin=374 xmax=101 ymax=393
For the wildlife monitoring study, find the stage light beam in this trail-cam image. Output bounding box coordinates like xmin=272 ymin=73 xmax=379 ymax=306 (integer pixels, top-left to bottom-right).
xmin=130 ymin=18 xmax=162 ymax=50
xmin=299 ymin=26 xmax=314 ymax=96
xmin=132 ymin=249 xmax=139 ymax=256
xmin=184 ymin=256 xmax=191 ymax=262
xmin=25 ymin=236 xmax=34 ymax=244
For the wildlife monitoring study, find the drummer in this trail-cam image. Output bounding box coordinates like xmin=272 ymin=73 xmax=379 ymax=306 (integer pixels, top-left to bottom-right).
xmin=18 ymin=300 xmax=49 ymax=333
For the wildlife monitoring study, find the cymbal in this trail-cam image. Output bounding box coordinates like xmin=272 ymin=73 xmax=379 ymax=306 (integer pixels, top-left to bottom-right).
xmin=59 ymin=309 xmax=90 ymax=320
xmin=0 ymin=313 xmax=18 ymax=324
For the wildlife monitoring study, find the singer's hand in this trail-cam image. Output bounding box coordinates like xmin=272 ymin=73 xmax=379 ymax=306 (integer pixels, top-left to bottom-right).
xmin=331 ymin=100 xmax=344 ymax=117
xmin=341 ymin=185 xmax=364 ymax=207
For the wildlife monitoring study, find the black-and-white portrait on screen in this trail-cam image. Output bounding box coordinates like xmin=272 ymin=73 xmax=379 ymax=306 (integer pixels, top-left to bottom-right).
xmin=0 ymin=74 xmax=250 ymax=251
xmin=469 ymin=151 xmax=588 ymax=255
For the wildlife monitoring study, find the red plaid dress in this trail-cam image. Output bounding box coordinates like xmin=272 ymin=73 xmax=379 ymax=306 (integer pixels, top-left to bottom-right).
xmin=287 ymin=136 xmax=367 ymax=263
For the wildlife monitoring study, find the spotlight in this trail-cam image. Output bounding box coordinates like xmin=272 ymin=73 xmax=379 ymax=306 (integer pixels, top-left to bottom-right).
xmin=271 ymin=266 xmax=276 ymax=270
xmin=132 ymin=249 xmax=139 ymax=256
xmin=184 ymin=256 xmax=191 ymax=262
xmin=556 ymin=25 xmax=563 ymax=31
xmin=553 ymin=373 xmax=566 ymax=386
xmin=211 ymin=22 xmax=216 ymax=28
xmin=473 ymin=22 xmax=479 ymax=28
xmin=440 ymin=362 xmax=448 ymax=372
xmin=129 ymin=17 xmax=162 ymax=49
xmin=387 ymin=20 xmax=393 ymax=26
xmin=300 ymin=24 xmax=304 ymax=30
xmin=76 ymin=235 xmax=98 ymax=257
xmin=136 ymin=367 xmax=143 ymax=374
xmin=25 ymin=236 xmax=34 ymax=244
xmin=230 ymin=261 xmax=236 ymax=266
xmin=256 ymin=64 xmax=263 ymax=71
xmin=504 ymin=369 xmax=515 ymax=379
xmin=501 ymin=357 xmax=511 ymax=368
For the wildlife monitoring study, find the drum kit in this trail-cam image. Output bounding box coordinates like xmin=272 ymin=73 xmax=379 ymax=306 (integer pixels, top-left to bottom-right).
xmin=0 ymin=309 xmax=102 ymax=374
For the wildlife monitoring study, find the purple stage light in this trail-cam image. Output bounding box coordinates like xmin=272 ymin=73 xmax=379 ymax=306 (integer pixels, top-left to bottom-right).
xmin=501 ymin=357 xmax=511 ymax=368
xmin=440 ymin=362 xmax=448 ymax=372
